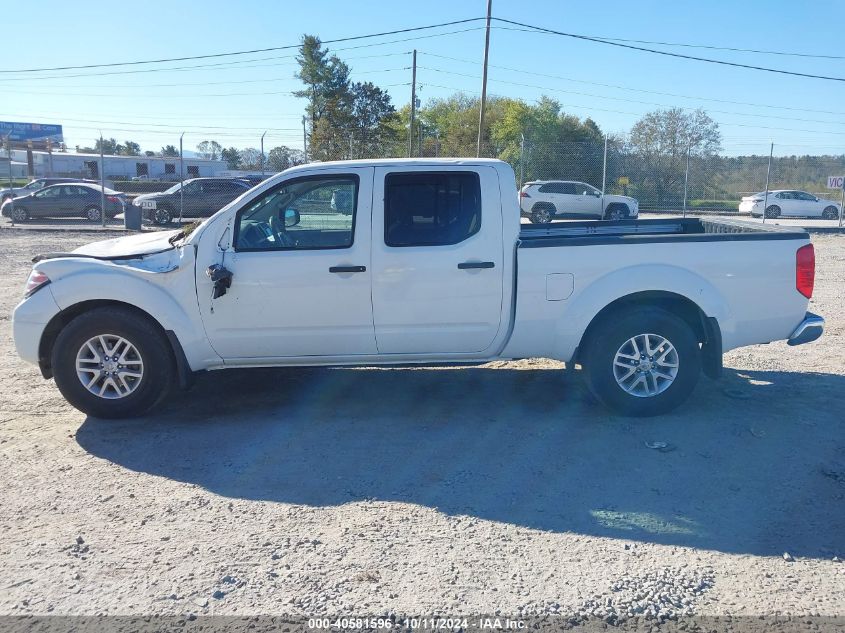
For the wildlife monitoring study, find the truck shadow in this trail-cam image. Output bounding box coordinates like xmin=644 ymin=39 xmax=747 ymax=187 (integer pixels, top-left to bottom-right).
xmin=75 ymin=365 xmax=845 ymax=559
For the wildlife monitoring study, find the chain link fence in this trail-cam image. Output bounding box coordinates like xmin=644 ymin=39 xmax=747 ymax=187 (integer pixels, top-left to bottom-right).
xmin=3 ymin=130 xmax=844 ymax=228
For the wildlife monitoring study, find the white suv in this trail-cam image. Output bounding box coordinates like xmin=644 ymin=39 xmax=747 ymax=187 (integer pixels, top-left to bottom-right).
xmin=519 ymin=180 xmax=639 ymax=223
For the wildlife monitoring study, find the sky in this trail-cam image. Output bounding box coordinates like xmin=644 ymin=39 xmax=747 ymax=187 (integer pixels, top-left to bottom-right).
xmin=1 ymin=0 xmax=844 ymax=157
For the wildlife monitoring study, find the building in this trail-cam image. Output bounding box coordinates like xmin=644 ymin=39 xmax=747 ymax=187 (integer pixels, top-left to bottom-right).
xmin=8 ymin=149 xmax=227 ymax=180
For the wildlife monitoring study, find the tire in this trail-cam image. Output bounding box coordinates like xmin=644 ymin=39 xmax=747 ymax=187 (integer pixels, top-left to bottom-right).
xmin=604 ymin=204 xmax=628 ymax=220
xmin=764 ymin=205 xmax=780 ymax=219
xmin=51 ymin=306 xmax=174 ymax=419
xmin=85 ymin=205 xmax=102 ymax=222
xmin=581 ymin=307 xmax=701 ymax=417
xmin=154 ymin=207 xmax=173 ymax=225
xmin=822 ymin=206 xmax=839 ymax=220
xmin=530 ymin=204 xmax=554 ymax=224
xmin=11 ymin=206 xmax=29 ymax=222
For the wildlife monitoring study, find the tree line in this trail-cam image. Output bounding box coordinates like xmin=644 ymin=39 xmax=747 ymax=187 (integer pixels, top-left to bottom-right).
xmin=71 ymin=35 xmax=843 ymax=204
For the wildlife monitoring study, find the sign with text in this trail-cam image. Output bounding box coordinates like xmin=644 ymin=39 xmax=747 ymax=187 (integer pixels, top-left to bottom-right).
xmin=0 ymin=121 xmax=63 ymax=143
xmin=826 ymin=175 xmax=844 ymax=190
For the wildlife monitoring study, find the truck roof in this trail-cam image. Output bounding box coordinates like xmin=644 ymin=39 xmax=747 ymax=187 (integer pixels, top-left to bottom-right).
xmin=283 ymin=157 xmax=509 ymax=173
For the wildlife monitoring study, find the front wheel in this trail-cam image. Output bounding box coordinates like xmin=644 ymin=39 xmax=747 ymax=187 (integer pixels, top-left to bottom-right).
xmin=85 ymin=205 xmax=102 ymax=222
xmin=581 ymin=307 xmax=701 ymax=416
xmin=154 ymin=207 xmax=173 ymax=225
xmin=11 ymin=206 xmax=29 ymax=222
xmin=604 ymin=204 xmax=628 ymax=220
xmin=51 ymin=306 xmax=174 ymax=418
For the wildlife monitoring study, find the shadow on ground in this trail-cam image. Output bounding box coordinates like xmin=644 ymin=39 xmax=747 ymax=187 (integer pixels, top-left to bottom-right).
xmin=76 ymin=365 xmax=845 ymax=558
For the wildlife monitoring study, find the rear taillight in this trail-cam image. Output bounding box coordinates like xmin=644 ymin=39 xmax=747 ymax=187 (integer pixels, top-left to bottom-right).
xmin=796 ymin=243 xmax=815 ymax=299
xmin=24 ymin=269 xmax=50 ymax=298
xmin=107 ymin=195 xmax=120 ymax=203
xmin=520 ymin=191 xmax=530 ymax=198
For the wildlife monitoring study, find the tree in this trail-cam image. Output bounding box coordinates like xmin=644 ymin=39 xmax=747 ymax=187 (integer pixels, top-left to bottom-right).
xmin=144 ymin=150 xmax=155 ymax=157
xmin=121 ymin=141 xmax=141 ymax=156
xmin=295 ymin=35 xmax=354 ymax=160
xmin=161 ymin=145 xmax=179 ymax=157
xmin=196 ymin=140 xmax=222 ymax=160
xmin=267 ymin=146 xmax=306 ymax=172
xmin=239 ymin=147 xmax=262 ymax=170
xmin=627 ymin=108 xmax=722 ymax=205
xmin=221 ymin=146 xmax=242 ymax=169
xmin=348 ymin=81 xmax=398 ymax=158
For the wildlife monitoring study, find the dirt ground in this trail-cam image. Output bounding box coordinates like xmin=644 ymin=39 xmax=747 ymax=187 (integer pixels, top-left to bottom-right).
xmin=0 ymin=228 xmax=843 ymax=621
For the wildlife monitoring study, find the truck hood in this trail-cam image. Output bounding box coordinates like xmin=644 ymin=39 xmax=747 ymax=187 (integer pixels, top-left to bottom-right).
xmin=72 ymin=229 xmax=181 ymax=258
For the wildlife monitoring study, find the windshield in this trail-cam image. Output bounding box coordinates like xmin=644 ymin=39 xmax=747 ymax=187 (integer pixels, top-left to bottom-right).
xmin=24 ymin=180 xmax=44 ymax=190
xmin=162 ymin=182 xmax=182 ymax=195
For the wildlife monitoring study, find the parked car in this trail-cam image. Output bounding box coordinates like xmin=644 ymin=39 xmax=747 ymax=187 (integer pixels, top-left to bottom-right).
xmin=740 ymin=190 xmax=841 ymax=219
xmin=1 ymin=177 xmax=100 ymax=202
xmin=12 ymin=159 xmax=823 ymax=419
xmin=133 ymin=177 xmax=251 ymax=224
xmin=1 ymin=183 xmax=125 ymax=222
xmin=519 ymin=180 xmax=639 ymax=223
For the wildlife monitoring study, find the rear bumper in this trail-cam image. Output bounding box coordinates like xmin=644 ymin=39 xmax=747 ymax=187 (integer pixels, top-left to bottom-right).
xmin=787 ymin=311 xmax=824 ymax=346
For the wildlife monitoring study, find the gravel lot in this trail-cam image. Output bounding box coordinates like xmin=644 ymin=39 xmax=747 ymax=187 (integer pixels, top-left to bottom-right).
xmin=0 ymin=228 xmax=843 ymax=622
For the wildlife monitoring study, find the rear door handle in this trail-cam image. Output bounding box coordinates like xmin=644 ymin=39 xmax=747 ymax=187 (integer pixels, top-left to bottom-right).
xmin=329 ymin=265 xmax=366 ymax=273
xmin=458 ymin=261 xmax=495 ymax=269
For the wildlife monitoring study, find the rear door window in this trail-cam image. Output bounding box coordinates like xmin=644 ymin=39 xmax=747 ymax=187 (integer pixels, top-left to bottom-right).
xmin=384 ymin=172 xmax=481 ymax=247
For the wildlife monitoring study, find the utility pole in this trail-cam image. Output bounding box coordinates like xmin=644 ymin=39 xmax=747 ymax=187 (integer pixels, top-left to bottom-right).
xmin=476 ymin=0 xmax=493 ymax=157
xmin=260 ymin=131 xmax=267 ymax=178
xmin=99 ymin=133 xmax=106 ymax=227
xmin=302 ymin=116 xmax=308 ymax=162
xmin=409 ymin=49 xmax=417 ymax=158
xmin=5 ymin=135 xmax=15 ymax=226
xmin=762 ymin=142 xmax=773 ymax=224
xmin=179 ymin=132 xmax=185 ymax=224
xmin=682 ymin=144 xmax=691 ymax=218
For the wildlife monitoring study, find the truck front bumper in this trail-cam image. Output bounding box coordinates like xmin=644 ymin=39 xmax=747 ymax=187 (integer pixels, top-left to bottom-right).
xmin=787 ymin=312 xmax=824 ymax=346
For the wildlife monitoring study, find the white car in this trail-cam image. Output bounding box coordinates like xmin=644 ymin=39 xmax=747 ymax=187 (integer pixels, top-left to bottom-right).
xmin=12 ymin=159 xmax=822 ymax=419
xmin=739 ymin=190 xmax=841 ymax=219
xmin=519 ymin=180 xmax=639 ymax=223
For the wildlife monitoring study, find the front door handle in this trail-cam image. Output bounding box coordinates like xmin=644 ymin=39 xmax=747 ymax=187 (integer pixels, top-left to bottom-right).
xmin=458 ymin=261 xmax=495 ymax=270
xmin=329 ymin=265 xmax=366 ymax=273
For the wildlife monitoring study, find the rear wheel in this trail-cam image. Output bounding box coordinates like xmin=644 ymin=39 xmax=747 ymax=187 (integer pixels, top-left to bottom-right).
xmin=11 ymin=206 xmax=29 ymax=222
xmin=822 ymin=206 xmax=839 ymax=220
xmin=530 ymin=204 xmax=554 ymax=224
xmin=604 ymin=204 xmax=628 ymax=220
xmin=764 ymin=205 xmax=781 ymax=219
xmin=85 ymin=205 xmax=102 ymax=222
xmin=581 ymin=307 xmax=701 ymax=416
xmin=51 ymin=306 xmax=174 ymax=418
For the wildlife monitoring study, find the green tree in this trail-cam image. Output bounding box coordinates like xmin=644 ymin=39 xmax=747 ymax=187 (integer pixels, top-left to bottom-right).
xmin=221 ymin=146 xmax=242 ymax=169
xmin=161 ymin=145 xmax=179 ymax=157
xmin=627 ymin=108 xmax=721 ymax=205
xmin=121 ymin=141 xmax=141 ymax=156
xmin=348 ymin=81 xmax=398 ymax=158
xmin=144 ymin=150 xmax=155 ymax=157
xmin=196 ymin=140 xmax=222 ymax=160
xmin=267 ymin=146 xmax=306 ymax=172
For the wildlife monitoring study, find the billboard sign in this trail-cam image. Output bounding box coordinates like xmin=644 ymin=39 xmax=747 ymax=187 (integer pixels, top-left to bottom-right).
xmin=0 ymin=121 xmax=64 ymax=143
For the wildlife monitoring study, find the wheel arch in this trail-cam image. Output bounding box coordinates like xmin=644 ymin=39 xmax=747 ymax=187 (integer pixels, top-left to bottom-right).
xmin=574 ymin=290 xmax=723 ymax=379
xmin=38 ymin=299 xmax=194 ymax=389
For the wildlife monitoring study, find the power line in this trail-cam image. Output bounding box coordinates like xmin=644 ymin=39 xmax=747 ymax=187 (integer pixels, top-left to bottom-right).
xmin=490 ymin=26 xmax=845 ymax=60
xmin=0 ymin=18 xmax=485 ymax=73
xmin=492 ymin=17 xmax=845 ymax=82
xmin=419 ymin=51 xmax=845 ymax=117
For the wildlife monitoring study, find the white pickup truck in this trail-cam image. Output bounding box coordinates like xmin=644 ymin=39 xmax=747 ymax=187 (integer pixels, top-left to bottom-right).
xmin=12 ymin=158 xmax=824 ymax=419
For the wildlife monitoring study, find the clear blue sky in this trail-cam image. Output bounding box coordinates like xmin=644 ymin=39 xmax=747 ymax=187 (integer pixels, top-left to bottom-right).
xmin=1 ymin=0 xmax=843 ymax=156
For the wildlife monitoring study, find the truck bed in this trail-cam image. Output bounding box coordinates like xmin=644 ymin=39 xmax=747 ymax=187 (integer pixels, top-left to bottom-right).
xmin=519 ymin=217 xmax=809 ymax=248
